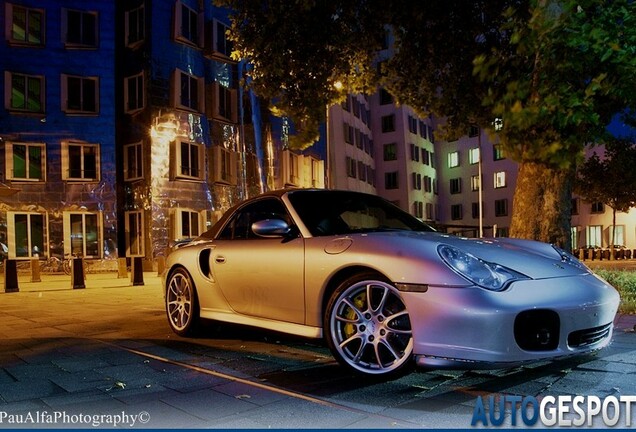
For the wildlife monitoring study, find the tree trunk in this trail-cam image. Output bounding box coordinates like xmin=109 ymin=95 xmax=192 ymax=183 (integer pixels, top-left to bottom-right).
xmin=509 ymin=162 xmax=573 ymax=250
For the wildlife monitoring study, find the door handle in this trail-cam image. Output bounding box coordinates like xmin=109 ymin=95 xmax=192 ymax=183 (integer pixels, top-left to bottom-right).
xmin=215 ymin=255 xmax=226 ymax=264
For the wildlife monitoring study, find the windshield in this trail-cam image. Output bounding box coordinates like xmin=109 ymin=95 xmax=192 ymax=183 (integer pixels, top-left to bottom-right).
xmin=288 ymin=190 xmax=435 ymax=237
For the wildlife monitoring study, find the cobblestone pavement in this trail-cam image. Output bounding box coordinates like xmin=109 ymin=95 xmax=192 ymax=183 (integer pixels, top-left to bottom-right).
xmin=0 ymin=272 xmax=635 ymax=429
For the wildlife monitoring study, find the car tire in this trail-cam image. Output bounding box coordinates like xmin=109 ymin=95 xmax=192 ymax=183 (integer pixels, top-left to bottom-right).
xmin=165 ymin=267 xmax=200 ymax=337
xmin=324 ymin=273 xmax=414 ymax=377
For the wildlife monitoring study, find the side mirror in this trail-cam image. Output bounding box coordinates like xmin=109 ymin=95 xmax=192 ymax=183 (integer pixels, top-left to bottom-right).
xmin=252 ymin=219 xmax=292 ymax=238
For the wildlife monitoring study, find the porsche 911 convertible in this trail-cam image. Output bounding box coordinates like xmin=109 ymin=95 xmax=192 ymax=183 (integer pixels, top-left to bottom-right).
xmin=163 ymin=189 xmax=620 ymax=377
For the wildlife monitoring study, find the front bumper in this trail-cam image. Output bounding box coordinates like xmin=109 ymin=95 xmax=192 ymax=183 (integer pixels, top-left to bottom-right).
xmin=401 ymin=273 xmax=620 ymax=368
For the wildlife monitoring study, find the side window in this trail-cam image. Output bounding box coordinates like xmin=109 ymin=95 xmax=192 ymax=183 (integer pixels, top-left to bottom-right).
xmin=218 ymin=198 xmax=291 ymax=240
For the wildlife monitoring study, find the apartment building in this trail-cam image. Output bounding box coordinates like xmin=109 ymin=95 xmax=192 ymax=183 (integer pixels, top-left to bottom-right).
xmin=0 ymin=0 xmax=117 ymax=264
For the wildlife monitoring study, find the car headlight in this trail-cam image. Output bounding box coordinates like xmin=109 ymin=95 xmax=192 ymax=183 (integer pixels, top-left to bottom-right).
xmin=438 ymin=244 xmax=528 ymax=291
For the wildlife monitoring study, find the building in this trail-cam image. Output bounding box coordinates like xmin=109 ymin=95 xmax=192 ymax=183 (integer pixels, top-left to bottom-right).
xmin=1 ymin=0 xmax=118 ymax=267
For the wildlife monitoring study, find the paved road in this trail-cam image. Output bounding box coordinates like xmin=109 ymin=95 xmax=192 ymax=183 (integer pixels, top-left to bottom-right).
xmin=0 ymin=272 xmax=635 ymax=429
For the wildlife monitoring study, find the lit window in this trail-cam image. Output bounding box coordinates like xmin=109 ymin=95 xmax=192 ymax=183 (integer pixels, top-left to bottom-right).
xmin=7 ymin=3 xmax=44 ymax=46
xmin=64 ymin=212 xmax=101 ymax=257
xmin=448 ymin=151 xmax=459 ymax=168
xmin=494 ymin=171 xmax=506 ymax=188
xmin=471 ymin=175 xmax=481 ymax=191
xmin=493 ymin=144 xmax=505 ymax=160
xmin=125 ymin=72 xmax=144 ymax=113
xmin=174 ymin=140 xmax=203 ymax=180
xmin=62 ymin=8 xmax=98 ymax=48
xmin=5 ymin=142 xmax=45 ymax=181
xmin=469 ymin=147 xmax=480 ymax=164
xmin=62 ymin=74 xmax=99 ymax=114
xmin=62 ymin=141 xmax=100 ymax=181
xmin=5 ymin=71 xmax=44 ymax=113
xmin=124 ymin=142 xmax=143 ymax=181
xmin=586 ymin=225 xmax=602 ymax=247
xmin=7 ymin=212 xmax=46 ymax=259
xmin=175 ymin=209 xmax=203 ymax=240
xmin=125 ymin=4 xmax=145 ymax=47
xmin=172 ymin=69 xmax=204 ymax=112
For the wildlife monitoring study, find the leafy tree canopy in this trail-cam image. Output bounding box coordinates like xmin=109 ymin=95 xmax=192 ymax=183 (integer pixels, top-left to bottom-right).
xmin=216 ymin=0 xmax=636 ymax=164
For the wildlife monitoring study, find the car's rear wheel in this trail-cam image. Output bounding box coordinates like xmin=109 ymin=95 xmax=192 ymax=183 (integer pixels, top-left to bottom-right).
xmin=166 ymin=267 xmax=200 ymax=337
xmin=325 ymin=274 xmax=414 ymax=377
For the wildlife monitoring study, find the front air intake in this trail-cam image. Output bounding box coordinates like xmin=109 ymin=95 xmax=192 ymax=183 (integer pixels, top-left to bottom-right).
xmin=514 ymin=309 xmax=560 ymax=351
xmin=568 ymin=323 xmax=611 ymax=348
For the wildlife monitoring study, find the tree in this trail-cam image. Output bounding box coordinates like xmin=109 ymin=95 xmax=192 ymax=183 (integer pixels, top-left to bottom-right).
xmin=216 ymin=0 xmax=636 ymax=248
xmin=575 ymin=139 xmax=636 ymax=250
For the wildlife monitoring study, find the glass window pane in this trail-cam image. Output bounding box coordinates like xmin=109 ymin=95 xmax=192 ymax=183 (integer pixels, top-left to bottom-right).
xmin=84 ymin=146 xmax=97 ymax=178
xmin=13 ymin=145 xmax=27 ymax=178
xmin=28 ymin=146 xmax=42 ymax=179
xmin=12 ymin=7 xmax=26 ymax=41
xmin=85 ymin=214 xmax=99 ymax=256
xmin=28 ymin=10 xmax=42 ymax=44
xmin=11 ymin=75 xmax=26 ymax=109
xmin=15 ymin=214 xmax=29 ymax=257
xmin=69 ymin=145 xmax=82 ymax=177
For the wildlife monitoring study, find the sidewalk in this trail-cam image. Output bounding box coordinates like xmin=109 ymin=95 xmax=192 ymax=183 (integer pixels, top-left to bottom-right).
xmin=2 ymin=271 xmax=158 ymax=293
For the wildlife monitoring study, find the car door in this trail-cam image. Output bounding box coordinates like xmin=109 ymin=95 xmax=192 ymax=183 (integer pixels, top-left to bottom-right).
xmin=211 ymin=197 xmax=305 ymax=324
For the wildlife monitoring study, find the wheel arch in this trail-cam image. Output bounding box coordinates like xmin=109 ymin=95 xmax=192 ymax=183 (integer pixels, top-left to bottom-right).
xmin=320 ymin=265 xmax=392 ymax=323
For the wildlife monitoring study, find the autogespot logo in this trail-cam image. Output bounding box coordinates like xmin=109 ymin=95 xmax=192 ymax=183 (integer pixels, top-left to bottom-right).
xmin=471 ymin=394 xmax=636 ymax=427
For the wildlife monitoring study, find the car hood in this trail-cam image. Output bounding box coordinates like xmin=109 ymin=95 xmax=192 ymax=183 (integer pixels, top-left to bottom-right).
xmin=359 ymin=231 xmax=589 ymax=280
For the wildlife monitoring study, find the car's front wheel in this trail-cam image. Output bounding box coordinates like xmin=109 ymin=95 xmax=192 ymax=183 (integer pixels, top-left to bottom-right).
xmin=165 ymin=267 xmax=200 ymax=337
xmin=325 ymin=274 xmax=414 ymax=377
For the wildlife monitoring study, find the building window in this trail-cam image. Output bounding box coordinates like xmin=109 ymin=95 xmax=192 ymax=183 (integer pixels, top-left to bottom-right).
xmin=419 ymin=121 xmax=427 ymax=139
xmin=174 ymin=1 xmax=203 ymax=47
xmin=448 ymin=151 xmax=459 ymax=168
xmin=125 ymin=211 xmax=144 ymax=257
xmin=472 ymin=202 xmax=481 ymax=219
xmin=383 ymin=143 xmax=397 ymax=161
xmin=124 ymin=141 xmax=143 ymax=181
xmin=424 ymin=175 xmax=432 ymax=193
xmin=5 ymin=72 xmax=44 ymax=113
xmin=125 ymin=4 xmax=145 ymax=47
xmin=411 ymin=172 xmax=422 ymax=190
xmin=493 ymin=144 xmax=505 ymax=161
xmin=175 ymin=209 xmax=202 ymax=240
xmin=341 ymin=95 xmax=350 ymax=111
xmin=571 ymin=226 xmax=579 ymax=250
xmin=421 ymin=148 xmax=430 ymax=165
xmin=210 ymin=19 xmax=233 ymax=58
xmin=343 ymin=123 xmax=353 ymax=144
xmin=358 ymin=161 xmax=367 ymax=182
xmin=63 ymin=8 xmax=98 ymax=48
xmin=469 ymin=125 xmax=479 ymax=137
xmin=381 ymin=114 xmax=395 ymax=133
xmin=5 ymin=142 xmax=45 ymax=181
xmin=571 ymin=198 xmax=579 ymax=215
xmin=425 ymin=203 xmax=433 ymax=220
xmin=410 ymin=144 xmax=420 ymax=162
xmin=408 ymin=116 xmax=418 ymax=134
xmin=346 ymin=157 xmax=357 ymax=178
xmin=495 ymin=199 xmax=508 ymax=217
xmin=413 ymin=201 xmax=424 ymax=218
xmin=430 ymin=151 xmax=436 ymax=168
xmin=385 ymin=171 xmax=398 ymax=189
xmin=494 ymin=171 xmax=507 ymax=188
xmin=62 ymin=141 xmax=100 ymax=181
xmin=586 ymin=225 xmax=602 ymax=248
xmin=591 ymin=202 xmax=605 ymax=214
xmin=471 ymin=175 xmax=481 ymax=191
xmin=7 ymin=3 xmax=44 ymax=46
xmin=8 ymin=212 xmax=45 ymax=259
xmin=212 ymin=145 xmax=238 ymax=185
xmin=451 ymin=204 xmax=463 ymax=221
xmin=469 ymin=147 xmax=480 ymax=165
xmin=174 ymin=140 xmax=203 ymax=180
xmin=379 ymin=88 xmax=392 ymax=105
xmin=612 ymin=225 xmax=625 ymax=246
xmin=64 ymin=212 xmax=100 ymax=257
xmin=173 ymin=69 xmax=204 ymax=112
xmin=62 ymin=74 xmax=99 ymax=114
xmin=208 ymin=82 xmax=237 ymax=123
xmin=125 ymin=72 xmax=144 ymax=113
xmin=450 ymin=178 xmax=462 ymax=194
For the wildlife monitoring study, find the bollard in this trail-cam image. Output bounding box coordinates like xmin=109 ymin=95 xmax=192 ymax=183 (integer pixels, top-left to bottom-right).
xmin=131 ymin=256 xmax=144 ymax=286
xmin=71 ymin=257 xmax=85 ymax=289
xmin=117 ymin=257 xmax=128 ymax=278
xmin=4 ymin=259 xmax=19 ymax=293
xmin=30 ymin=258 xmax=41 ymax=282
xmin=156 ymin=255 xmax=166 ymax=276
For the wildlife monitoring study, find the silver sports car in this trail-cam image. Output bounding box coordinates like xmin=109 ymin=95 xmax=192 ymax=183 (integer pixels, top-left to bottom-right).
xmin=163 ymin=189 xmax=620 ymax=377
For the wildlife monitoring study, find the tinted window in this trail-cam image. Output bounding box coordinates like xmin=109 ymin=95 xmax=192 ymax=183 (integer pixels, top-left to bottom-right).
xmin=217 ymin=198 xmax=292 ymax=240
